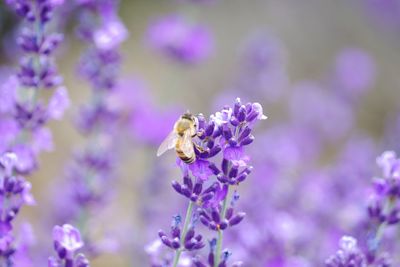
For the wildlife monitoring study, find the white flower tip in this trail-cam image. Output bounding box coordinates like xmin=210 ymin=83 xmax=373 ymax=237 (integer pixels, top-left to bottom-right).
xmin=144 ymin=239 xmax=162 ymax=254
xmin=377 ymin=150 xmax=396 ymax=164
xmin=94 ymin=20 xmax=128 ymax=50
xmin=252 ymin=102 xmax=267 ymax=120
xmin=3 ymin=152 xmax=18 ymax=162
xmin=339 ymin=236 xmax=357 ymax=252
xmin=0 ymin=152 xmax=18 ymax=173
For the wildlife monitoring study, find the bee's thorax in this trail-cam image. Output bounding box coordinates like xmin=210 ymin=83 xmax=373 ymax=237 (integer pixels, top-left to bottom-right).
xmin=175 ymin=117 xmax=196 ymax=136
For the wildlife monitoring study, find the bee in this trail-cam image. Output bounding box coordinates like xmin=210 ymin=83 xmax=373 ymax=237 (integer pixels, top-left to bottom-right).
xmin=157 ymin=113 xmax=198 ymax=164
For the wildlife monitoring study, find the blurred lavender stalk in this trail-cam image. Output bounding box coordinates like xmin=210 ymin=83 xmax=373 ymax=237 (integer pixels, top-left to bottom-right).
xmin=0 ymin=0 xmax=68 ymax=265
xmin=50 ymin=0 xmax=127 ymax=258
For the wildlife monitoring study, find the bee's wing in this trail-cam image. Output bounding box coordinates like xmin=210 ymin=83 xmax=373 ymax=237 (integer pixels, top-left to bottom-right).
xmin=181 ymin=130 xmax=195 ymax=158
xmin=157 ymin=131 xmax=178 ymax=157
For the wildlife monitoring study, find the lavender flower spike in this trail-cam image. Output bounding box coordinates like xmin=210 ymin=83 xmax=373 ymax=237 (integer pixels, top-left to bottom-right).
xmin=49 ymin=224 xmax=90 ymax=267
xmin=326 ymin=151 xmax=399 ymax=267
xmin=154 ymin=98 xmax=265 ymax=266
xmin=1 ymin=0 xmax=68 ymax=264
xmin=366 ymin=151 xmax=400 ymax=262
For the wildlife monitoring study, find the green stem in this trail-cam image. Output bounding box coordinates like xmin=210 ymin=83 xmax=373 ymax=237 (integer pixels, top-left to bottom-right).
xmin=215 ymin=186 xmax=231 ymax=267
xmin=373 ymin=196 xmax=396 ymax=249
xmin=215 ymin=230 xmax=223 ymax=267
xmin=172 ymin=201 xmax=195 ymax=267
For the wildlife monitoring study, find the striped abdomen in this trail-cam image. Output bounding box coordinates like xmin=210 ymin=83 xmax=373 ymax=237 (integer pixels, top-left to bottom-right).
xmin=175 ymin=139 xmax=195 ymax=164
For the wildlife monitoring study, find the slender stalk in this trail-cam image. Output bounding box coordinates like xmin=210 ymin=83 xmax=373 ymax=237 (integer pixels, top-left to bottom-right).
xmin=215 ymin=186 xmax=231 ymax=267
xmin=172 ymin=201 xmax=195 ymax=267
xmin=369 ymin=196 xmax=396 ymax=254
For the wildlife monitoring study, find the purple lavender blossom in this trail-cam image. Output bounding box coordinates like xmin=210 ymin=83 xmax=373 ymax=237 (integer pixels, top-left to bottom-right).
xmin=0 ymin=152 xmax=36 ymax=263
xmin=48 ymin=224 xmax=90 ymax=267
xmin=325 ymin=236 xmax=367 ymax=267
xmin=365 ymin=151 xmax=400 ymax=262
xmin=147 ymin=14 xmax=213 ymax=64
xmin=52 ymin=225 xmax=84 ymax=253
xmin=158 ymin=215 xmax=205 ymax=251
xmin=93 ymin=18 xmax=128 ymax=51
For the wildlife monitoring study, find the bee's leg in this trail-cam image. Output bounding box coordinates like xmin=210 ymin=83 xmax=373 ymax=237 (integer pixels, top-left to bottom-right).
xmin=194 ymin=143 xmax=206 ymax=153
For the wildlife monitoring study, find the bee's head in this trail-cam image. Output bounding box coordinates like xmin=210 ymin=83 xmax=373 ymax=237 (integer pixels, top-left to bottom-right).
xmin=181 ymin=111 xmax=193 ymax=120
xmin=179 ymin=112 xmax=198 ymax=133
